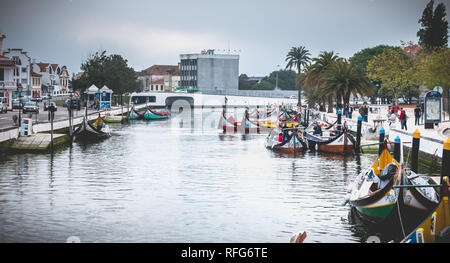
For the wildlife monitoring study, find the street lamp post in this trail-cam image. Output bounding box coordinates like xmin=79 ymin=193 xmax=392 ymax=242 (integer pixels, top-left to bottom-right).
xmin=68 ymin=90 xmax=73 ymax=139
xmin=17 ymin=83 xmax=23 ymax=136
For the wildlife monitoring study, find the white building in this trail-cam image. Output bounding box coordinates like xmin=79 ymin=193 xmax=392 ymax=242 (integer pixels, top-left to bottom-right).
xmin=180 ymin=50 xmax=239 ymax=93
xmin=0 ymin=34 xmax=17 ymax=110
xmin=34 ymin=63 xmax=69 ymax=96
xmin=3 ymin=48 xmax=32 ymax=96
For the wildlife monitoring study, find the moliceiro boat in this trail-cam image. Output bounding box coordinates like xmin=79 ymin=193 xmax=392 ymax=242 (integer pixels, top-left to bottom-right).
xmin=401 ymin=177 xmax=450 ymax=243
xmin=265 ymin=128 xmax=307 ymax=154
xmin=347 ymin=144 xmax=440 ymax=225
xmin=129 ymin=107 xmax=144 ymax=120
xmin=348 ymin=147 xmax=401 ymax=223
xmin=130 ymin=106 xmax=171 ymax=120
xmin=218 ymin=109 xmax=274 ymax=134
xmin=73 ymin=115 xmax=111 ymax=141
xmin=303 ymin=129 xmax=355 ymax=154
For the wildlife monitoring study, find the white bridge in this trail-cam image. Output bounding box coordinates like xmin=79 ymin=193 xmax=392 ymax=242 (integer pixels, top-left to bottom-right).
xmin=130 ymin=92 xmax=297 ymax=109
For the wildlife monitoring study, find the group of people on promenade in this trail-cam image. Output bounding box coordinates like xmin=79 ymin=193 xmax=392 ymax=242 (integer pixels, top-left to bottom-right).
xmin=387 ymin=104 xmax=423 ymax=131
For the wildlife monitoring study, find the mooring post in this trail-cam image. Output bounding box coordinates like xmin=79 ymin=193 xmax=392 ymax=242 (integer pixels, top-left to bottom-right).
xmin=411 ymin=129 xmax=420 ymax=173
xmin=356 ymin=115 xmax=362 ymax=153
xmin=394 ymin=136 xmax=401 ymax=162
xmin=378 ymin=127 xmax=385 ymax=156
xmin=306 ymin=108 xmax=310 ymax=127
xmin=337 ymin=109 xmax=342 ymax=130
xmin=441 ymin=138 xmax=450 ymax=195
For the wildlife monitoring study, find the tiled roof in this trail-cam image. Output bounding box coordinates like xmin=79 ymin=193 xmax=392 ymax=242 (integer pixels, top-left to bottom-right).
xmin=403 ymin=45 xmax=422 ymax=55
xmin=36 ymin=63 xmax=50 ymax=72
xmin=144 ymin=65 xmax=180 ymax=76
xmin=0 ymin=56 xmax=15 ymax=68
xmin=51 ymin=64 xmax=59 ymax=71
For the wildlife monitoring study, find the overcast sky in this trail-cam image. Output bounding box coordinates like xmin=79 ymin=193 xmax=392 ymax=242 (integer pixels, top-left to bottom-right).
xmin=0 ymin=0 xmax=448 ymax=77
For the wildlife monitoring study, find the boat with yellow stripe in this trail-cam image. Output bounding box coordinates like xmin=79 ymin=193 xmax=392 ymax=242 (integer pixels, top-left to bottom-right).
xmin=348 ymin=145 xmax=401 ymax=223
xmin=401 ymin=176 xmax=449 ymax=243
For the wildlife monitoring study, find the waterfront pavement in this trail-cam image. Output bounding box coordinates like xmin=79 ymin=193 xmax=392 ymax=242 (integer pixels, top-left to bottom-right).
xmin=0 ymin=103 xmax=143 ymax=144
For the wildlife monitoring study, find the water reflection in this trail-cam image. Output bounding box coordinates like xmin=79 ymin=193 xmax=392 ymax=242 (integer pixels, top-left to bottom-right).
xmin=0 ymin=109 xmax=396 ymax=243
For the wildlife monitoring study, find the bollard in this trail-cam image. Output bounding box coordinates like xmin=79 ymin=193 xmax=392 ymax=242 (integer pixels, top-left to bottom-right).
xmin=411 ymin=129 xmax=420 ymax=173
xmin=379 ymin=127 xmax=385 ymax=156
xmin=337 ymin=109 xmax=342 ymax=130
xmin=306 ymin=109 xmax=310 ymax=127
xmin=394 ymin=136 xmax=401 ymax=162
xmin=356 ymin=115 xmax=362 ymax=153
xmin=441 ymin=138 xmax=450 ymax=190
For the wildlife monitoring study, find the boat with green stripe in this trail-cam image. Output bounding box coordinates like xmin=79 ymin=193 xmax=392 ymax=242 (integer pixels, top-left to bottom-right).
xmin=348 ymin=147 xmax=401 ymax=223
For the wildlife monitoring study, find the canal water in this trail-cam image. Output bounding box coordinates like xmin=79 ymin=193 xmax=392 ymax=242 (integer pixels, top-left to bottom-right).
xmin=0 ymin=108 xmax=403 ymax=243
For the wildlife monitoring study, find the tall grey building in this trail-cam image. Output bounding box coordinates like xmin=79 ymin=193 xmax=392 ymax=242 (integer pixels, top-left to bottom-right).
xmin=179 ymin=50 xmax=239 ymax=93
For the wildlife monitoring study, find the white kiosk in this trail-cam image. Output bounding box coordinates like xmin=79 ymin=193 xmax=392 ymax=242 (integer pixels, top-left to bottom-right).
xmin=85 ymin=84 xmax=99 ymax=109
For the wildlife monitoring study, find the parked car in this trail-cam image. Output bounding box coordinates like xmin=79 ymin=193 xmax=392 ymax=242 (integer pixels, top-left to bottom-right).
xmin=64 ymin=98 xmax=81 ymax=110
xmin=12 ymin=99 xmax=22 ymax=109
xmin=31 ymin=97 xmax=43 ymax=102
xmin=22 ymin=101 xmax=39 ymax=114
xmin=0 ymin=101 xmax=7 ymax=113
xmin=44 ymin=101 xmax=57 ymax=111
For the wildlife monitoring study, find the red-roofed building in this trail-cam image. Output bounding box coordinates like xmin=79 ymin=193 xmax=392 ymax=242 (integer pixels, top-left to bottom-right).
xmin=402 ymin=44 xmax=422 ymax=57
xmin=33 ymin=62 xmax=69 ymax=96
xmin=137 ymin=64 xmax=180 ymax=92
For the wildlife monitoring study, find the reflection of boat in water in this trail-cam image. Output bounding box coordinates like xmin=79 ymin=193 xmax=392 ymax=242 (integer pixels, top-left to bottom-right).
xmin=73 ymin=115 xmax=111 ymax=141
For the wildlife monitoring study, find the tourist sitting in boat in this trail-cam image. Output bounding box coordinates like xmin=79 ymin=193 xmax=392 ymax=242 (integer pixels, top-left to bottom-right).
xmin=313 ymin=122 xmax=322 ymax=136
xmin=278 ymin=133 xmax=284 ymax=143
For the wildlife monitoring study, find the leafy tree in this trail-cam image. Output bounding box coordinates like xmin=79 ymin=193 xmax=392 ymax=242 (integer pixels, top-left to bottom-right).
xmin=367 ymin=49 xmax=415 ymax=105
xmin=238 ymin=74 xmax=253 ymax=90
xmin=321 ymin=60 xmax=373 ymax=107
xmin=73 ymin=50 xmax=140 ymax=103
xmin=285 ymin=46 xmax=311 ymax=106
xmin=415 ymin=47 xmax=450 ymax=112
xmin=417 ymin=0 xmax=449 ymax=50
xmin=239 ymin=70 xmax=297 ymax=90
xmin=304 ymin=51 xmax=342 ymax=112
xmin=349 ymin=45 xmax=401 ymax=75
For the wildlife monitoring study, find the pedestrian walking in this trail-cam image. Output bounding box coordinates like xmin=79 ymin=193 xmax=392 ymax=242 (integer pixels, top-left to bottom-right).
xmin=399 ymin=108 xmax=407 ymax=130
xmin=414 ymin=104 xmax=421 ymax=126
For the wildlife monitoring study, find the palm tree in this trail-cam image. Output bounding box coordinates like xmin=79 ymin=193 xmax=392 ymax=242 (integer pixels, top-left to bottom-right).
xmin=305 ymin=51 xmax=342 ymax=112
xmin=285 ymin=46 xmax=311 ymax=106
xmin=321 ymin=60 xmax=373 ymax=107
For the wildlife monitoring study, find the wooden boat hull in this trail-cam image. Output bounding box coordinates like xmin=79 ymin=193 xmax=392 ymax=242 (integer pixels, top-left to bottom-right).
xmin=265 ymin=130 xmax=307 ymax=154
xmin=143 ymin=111 xmax=170 ymax=120
xmin=74 ymin=117 xmax=111 ymax=141
xmin=304 ymin=131 xmax=355 ymax=154
xmin=349 ymin=149 xmax=400 ymax=223
xmin=401 ymin=177 xmax=449 ymax=243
